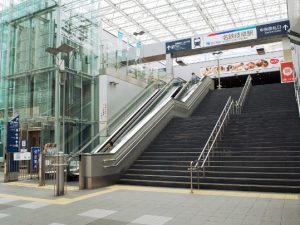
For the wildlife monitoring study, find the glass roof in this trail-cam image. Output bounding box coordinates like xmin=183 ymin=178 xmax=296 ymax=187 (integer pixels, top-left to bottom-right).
xmin=101 ymin=0 xmax=288 ymax=44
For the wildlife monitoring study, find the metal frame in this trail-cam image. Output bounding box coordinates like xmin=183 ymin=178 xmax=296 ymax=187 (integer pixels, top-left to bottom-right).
xmin=98 ymin=0 xmax=288 ymax=44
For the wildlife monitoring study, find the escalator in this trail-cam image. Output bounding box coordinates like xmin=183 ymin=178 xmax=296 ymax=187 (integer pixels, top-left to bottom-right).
xmin=69 ymin=76 xmax=214 ymax=185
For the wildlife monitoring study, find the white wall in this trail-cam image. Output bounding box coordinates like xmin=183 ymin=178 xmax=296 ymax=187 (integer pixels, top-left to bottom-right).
xmin=288 ymin=0 xmax=300 ymax=29
xmin=99 ymin=75 xmax=144 ymax=121
xmin=173 ymin=51 xmax=284 ymax=81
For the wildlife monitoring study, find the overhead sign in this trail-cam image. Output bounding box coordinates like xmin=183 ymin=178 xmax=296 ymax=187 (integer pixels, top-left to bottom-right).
xmin=280 ymin=61 xmax=295 ymax=83
xmin=167 ymin=20 xmax=290 ymax=53
xmin=204 ymin=26 xmax=257 ymax=48
xmin=166 ymin=38 xmax=192 ymax=53
xmin=7 ymin=115 xmax=20 ymax=153
xmin=14 ymin=152 xmax=31 ymax=161
xmin=257 ymin=20 xmax=290 ymax=38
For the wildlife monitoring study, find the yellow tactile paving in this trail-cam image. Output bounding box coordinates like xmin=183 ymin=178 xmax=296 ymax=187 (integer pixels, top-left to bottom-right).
xmin=0 ymin=184 xmax=298 ymax=206
xmin=114 ymin=185 xmax=300 ymax=200
xmin=5 ymin=181 xmax=78 ymax=191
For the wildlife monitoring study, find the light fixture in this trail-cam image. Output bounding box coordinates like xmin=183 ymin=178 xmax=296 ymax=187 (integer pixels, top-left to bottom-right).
xmin=46 ymin=43 xmax=75 ymax=55
xmin=109 ymin=81 xmax=119 ymax=86
xmin=256 ymin=48 xmax=265 ymax=55
xmin=212 ymin=51 xmax=223 ymax=89
xmin=175 ymin=58 xmax=187 ymax=66
xmin=133 ymin=31 xmax=145 ymax=36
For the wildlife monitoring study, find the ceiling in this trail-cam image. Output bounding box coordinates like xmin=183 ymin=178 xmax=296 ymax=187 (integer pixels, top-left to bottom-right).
xmin=100 ymin=0 xmax=288 ymax=44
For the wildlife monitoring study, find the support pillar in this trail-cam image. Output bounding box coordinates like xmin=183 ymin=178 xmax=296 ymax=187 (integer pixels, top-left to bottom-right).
xmin=282 ymin=37 xmax=293 ymax=62
xmin=166 ymin=53 xmax=174 ymax=79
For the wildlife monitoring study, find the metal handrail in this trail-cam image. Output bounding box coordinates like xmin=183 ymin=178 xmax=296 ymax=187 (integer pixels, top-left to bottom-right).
xmin=190 ymin=76 xmax=253 ymax=193
xmin=236 ymin=75 xmax=252 ymax=113
xmin=190 ymin=97 xmax=235 ymax=193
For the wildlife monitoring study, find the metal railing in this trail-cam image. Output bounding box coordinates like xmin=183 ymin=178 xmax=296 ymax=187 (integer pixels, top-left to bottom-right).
xmin=190 ymin=76 xmax=253 ymax=193
xmin=189 ymin=97 xmax=235 ymax=193
xmin=236 ymin=75 xmax=252 ymax=114
xmin=294 ymin=77 xmax=300 ymax=117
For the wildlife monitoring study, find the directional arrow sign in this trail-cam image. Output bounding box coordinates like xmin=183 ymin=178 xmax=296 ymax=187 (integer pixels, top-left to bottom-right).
xmin=257 ymin=20 xmax=290 ymax=38
xmin=166 ymin=38 xmax=192 ymax=54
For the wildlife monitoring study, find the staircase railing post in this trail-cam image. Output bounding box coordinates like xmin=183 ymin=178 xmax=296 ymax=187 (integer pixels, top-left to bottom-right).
xmin=197 ymin=169 xmax=199 ymax=190
xmin=190 ymin=161 xmax=193 ymax=193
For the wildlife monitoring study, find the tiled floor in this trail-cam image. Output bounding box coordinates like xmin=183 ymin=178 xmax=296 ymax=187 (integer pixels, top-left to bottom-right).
xmin=0 ymin=182 xmax=299 ymax=225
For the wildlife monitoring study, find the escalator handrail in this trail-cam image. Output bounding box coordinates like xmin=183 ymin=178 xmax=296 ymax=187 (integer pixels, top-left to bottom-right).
xmin=92 ymin=77 xmax=186 ymax=154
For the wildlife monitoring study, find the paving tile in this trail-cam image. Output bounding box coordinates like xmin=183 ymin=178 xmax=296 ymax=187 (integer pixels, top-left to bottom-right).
xmin=19 ymin=202 xmax=50 ymax=209
xmin=0 ymin=198 xmax=17 ymax=204
xmin=0 ymin=213 xmax=9 ymax=218
xmin=87 ymin=219 xmax=127 ymax=225
xmin=131 ymin=215 xmax=172 ymax=225
xmin=0 ymin=204 xmax=13 ymax=210
xmin=79 ymin=209 xmax=117 ymax=219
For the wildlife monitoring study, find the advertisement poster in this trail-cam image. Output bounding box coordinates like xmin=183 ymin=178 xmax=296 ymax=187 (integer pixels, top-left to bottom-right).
xmin=201 ymin=57 xmax=283 ymax=78
xmin=280 ymin=62 xmax=295 ymax=83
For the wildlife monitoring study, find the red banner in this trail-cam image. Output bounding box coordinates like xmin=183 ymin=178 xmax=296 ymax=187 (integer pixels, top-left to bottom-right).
xmin=280 ymin=62 xmax=295 ymax=83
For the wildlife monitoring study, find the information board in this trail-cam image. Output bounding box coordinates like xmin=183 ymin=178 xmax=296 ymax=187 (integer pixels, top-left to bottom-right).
xmin=166 ymin=38 xmax=192 ymax=53
xmin=257 ymin=20 xmax=290 ymax=38
xmin=7 ymin=115 xmax=20 ymax=153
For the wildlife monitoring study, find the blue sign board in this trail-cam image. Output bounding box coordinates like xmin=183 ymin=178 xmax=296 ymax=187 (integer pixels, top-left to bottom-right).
xmin=7 ymin=115 xmax=20 ymax=153
xmin=256 ymin=20 xmax=290 ymax=38
xmin=31 ymin=147 xmax=41 ymax=171
xmin=166 ymin=38 xmax=192 ymax=53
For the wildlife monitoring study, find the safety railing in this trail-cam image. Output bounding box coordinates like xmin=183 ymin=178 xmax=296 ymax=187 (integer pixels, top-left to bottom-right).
xmin=175 ymin=76 xmax=202 ymax=101
xmin=236 ymin=75 xmax=252 ymax=114
xmin=189 ymin=75 xmax=253 ymax=193
xmin=190 ymin=97 xmax=235 ymax=193
xmin=294 ymin=77 xmax=300 ymax=117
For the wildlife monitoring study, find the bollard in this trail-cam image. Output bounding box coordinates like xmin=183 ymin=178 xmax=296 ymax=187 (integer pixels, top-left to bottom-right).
xmin=39 ymin=153 xmax=45 ymax=186
xmin=56 ymin=152 xmax=65 ymax=196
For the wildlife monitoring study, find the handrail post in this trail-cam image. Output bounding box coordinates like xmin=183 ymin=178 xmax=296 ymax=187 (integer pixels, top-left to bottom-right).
xmin=197 ymin=169 xmax=199 ymax=190
xmin=190 ymin=161 xmax=193 ymax=193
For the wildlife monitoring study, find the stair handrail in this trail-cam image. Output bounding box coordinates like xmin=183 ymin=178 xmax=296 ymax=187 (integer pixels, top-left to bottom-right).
xmin=190 ymin=96 xmax=235 ymax=193
xmin=236 ymin=75 xmax=252 ymax=113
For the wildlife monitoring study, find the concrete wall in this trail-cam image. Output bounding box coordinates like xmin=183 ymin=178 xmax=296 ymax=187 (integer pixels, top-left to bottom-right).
xmin=287 ymin=0 xmax=300 ymax=29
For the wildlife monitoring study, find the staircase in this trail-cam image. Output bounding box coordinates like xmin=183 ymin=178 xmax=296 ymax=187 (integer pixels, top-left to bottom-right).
xmin=119 ymin=87 xmax=242 ymax=188
xmin=202 ymin=83 xmax=300 ymax=193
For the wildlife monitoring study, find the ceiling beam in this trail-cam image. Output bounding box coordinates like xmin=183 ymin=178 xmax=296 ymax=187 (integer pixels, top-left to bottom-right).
xmin=133 ymin=0 xmax=177 ymax=39
xmin=192 ymin=0 xmax=215 ymax=32
xmin=221 ymin=0 xmax=237 ymax=26
xmin=165 ymin=0 xmax=197 ymax=36
xmin=104 ymin=0 xmax=160 ymax=42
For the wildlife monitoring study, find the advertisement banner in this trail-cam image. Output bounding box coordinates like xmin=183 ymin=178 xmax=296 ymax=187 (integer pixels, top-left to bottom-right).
xmin=117 ymin=31 xmax=124 ymax=57
xmin=280 ymin=62 xmax=295 ymax=83
xmin=201 ymin=57 xmax=283 ymax=78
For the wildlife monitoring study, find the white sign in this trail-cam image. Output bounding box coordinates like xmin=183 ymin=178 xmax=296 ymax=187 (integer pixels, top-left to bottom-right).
xmin=193 ymin=27 xmax=257 ymax=49
xmin=21 ymin=140 xmax=26 ymax=147
xmin=14 ymin=152 xmax=31 ymax=161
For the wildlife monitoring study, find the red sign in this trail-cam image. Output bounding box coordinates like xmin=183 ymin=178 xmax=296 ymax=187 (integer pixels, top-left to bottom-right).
xmin=280 ymin=62 xmax=295 ymax=83
xmin=270 ymin=58 xmax=279 ymax=64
